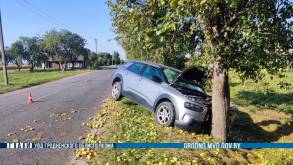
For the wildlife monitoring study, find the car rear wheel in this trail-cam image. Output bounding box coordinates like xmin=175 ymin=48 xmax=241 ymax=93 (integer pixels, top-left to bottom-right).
xmin=155 ymin=101 xmax=175 ymax=127
xmin=111 ymin=81 xmax=122 ymax=101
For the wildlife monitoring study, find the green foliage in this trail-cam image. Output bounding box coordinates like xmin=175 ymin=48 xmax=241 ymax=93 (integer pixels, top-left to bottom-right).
xmin=42 ymin=29 xmax=87 ymax=70
xmin=5 ymin=29 xmax=97 ymax=71
xmin=3 ymin=48 xmax=15 ymax=66
xmin=88 ymin=52 xmax=100 ymax=69
xmin=59 ymin=29 xmax=86 ymax=62
xmin=19 ymin=36 xmax=48 ymax=72
xmin=112 ymin=51 xmax=121 ymax=65
xmin=9 ymin=41 xmax=25 ymax=70
xmin=108 ymin=0 xmax=292 ymax=77
xmin=108 ymin=0 xmax=197 ymax=69
xmin=42 ymin=29 xmax=62 ymax=59
xmin=97 ymin=52 xmax=112 ymax=66
xmin=108 ymin=0 xmax=293 ymax=141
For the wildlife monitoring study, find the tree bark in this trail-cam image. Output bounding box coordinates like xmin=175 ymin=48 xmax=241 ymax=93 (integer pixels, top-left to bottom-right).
xmin=211 ymin=61 xmax=230 ymax=142
xmin=72 ymin=61 xmax=75 ymax=70
xmin=30 ymin=64 xmax=35 ymax=72
xmin=16 ymin=64 xmax=20 ymax=71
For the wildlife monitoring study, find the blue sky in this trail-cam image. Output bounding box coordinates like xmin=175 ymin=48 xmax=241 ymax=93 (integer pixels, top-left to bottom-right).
xmin=0 ymin=0 xmax=126 ymax=59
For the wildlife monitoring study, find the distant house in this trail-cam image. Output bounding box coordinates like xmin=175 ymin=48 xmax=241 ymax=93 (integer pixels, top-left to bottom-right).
xmin=42 ymin=55 xmax=85 ymax=70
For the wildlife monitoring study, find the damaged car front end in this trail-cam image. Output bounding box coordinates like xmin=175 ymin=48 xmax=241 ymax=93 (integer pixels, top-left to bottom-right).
xmin=170 ymin=66 xmax=237 ymax=130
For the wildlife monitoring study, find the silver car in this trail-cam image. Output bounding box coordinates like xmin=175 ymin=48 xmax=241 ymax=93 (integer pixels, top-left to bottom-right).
xmin=111 ymin=60 xmax=235 ymax=129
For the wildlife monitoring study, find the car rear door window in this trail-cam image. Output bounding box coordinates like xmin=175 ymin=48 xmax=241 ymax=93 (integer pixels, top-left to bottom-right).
xmin=127 ymin=62 xmax=145 ymax=75
xmin=142 ymin=66 xmax=162 ymax=80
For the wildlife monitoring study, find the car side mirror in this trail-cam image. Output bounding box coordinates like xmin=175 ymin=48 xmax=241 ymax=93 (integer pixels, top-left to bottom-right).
xmin=151 ymin=76 xmax=162 ymax=83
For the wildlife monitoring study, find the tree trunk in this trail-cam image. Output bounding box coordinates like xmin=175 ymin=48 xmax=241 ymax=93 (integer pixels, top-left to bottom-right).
xmin=17 ymin=65 xmax=20 ymax=71
xmin=72 ymin=61 xmax=75 ymax=70
xmin=211 ymin=61 xmax=230 ymax=142
xmin=62 ymin=62 xmax=67 ymax=71
xmin=59 ymin=61 xmax=64 ymax=71
xmin=30 ymin=64 xmax=35 ymax=72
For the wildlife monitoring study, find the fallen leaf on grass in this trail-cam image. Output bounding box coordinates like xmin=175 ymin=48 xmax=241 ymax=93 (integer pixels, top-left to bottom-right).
xmin=7 ymin=133 xmax=16 ymax=136
xmin=79 ymin=136 xmax=86 ymax=140
xmin=29 ymin=132 xmax=43 ymax=142
xmin=58 ymin=131 xmax=68 ymax=137
xmin=70 ymin=110 xmax=77 ymax=113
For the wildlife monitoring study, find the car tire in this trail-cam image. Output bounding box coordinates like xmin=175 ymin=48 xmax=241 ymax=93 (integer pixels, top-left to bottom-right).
xmin=111 ymin=81 xmax=122 ymax=101
xmin=155 ymin=101 xmax=175 ymax=127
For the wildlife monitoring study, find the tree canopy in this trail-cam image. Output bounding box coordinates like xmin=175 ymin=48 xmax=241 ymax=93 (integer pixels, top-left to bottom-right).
xmin=108 ymin=0 xmax=292 ymax=141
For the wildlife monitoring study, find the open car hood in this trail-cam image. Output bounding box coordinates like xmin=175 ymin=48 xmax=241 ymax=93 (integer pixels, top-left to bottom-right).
xmin=174 ymin=66 xmax=208 ymax=85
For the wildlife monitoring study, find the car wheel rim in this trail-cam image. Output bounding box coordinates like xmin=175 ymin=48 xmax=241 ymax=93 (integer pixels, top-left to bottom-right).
xmin=112 ymin=83 xmax=120 ymax=98
xmin=157 ymin=105 xmax=171 ymax=125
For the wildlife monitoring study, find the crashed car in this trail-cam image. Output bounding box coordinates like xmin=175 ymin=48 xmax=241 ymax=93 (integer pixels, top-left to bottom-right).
xmin=111 ymin=60 xmax=236 ymax=129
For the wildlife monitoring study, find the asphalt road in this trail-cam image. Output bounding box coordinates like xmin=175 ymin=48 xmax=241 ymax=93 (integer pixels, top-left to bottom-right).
xmin=0 ymin=69 xmax=114 ymax=165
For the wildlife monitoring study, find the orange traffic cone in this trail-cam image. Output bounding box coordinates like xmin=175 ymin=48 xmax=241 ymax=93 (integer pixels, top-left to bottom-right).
xmin=27 ymin=93 xmax=33 ymax=104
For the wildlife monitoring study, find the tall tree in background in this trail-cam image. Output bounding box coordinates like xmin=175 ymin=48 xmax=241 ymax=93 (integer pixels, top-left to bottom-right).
xmin=108 ymin=0 xmax=292 ymax=141
xmin=3 ymin=47 xmax=14 ymax=66
xmin=98 ymin=52 xmax=112 ymax=66
xmin=42 ymin=29 xmax=86 ymax=70
xmin=113 ymin=51 xmax=121 ymax=65
xmin=21 ymin=37 xmax=48 ymax=72
xmin=10 ymin=41 xmax=25 ymax=71
xmin=42 ymin=30 xmax=64 ymax=70
xmin=82 ymin=48 xmax=91 ymax=68
xmin=59 ymin=30 xmax=86 ymax=69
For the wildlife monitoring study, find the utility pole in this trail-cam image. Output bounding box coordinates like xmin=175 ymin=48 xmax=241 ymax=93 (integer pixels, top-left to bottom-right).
xmin=0 ymin=10 xmax=8 ymax=85
xmin=94 ymin=38 xmax=97 ymax=54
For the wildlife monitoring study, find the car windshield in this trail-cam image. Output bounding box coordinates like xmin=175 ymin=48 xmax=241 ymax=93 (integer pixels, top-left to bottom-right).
xmin=162 ymin=67 xmax=181 ymax=83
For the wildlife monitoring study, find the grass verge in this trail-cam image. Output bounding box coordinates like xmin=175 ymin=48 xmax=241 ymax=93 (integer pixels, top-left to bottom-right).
xmin=75 ymin=72 xmax=292 ymax=164
xmin=75 ymin=98 xmax=292 ymax=164
xmin=0 ymin=69 xmax=90 ymax=94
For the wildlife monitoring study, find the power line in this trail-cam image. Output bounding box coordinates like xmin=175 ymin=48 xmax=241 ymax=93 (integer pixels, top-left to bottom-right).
xmin=15 ymin=0 xmax=115 ymax=53
xmin=21 ymin=0 xmax=71 ymax=29
xmin=15 ymin=0 xmax=63 ymax=29
xmin=16 ymin=0 xmax=99 ymax=40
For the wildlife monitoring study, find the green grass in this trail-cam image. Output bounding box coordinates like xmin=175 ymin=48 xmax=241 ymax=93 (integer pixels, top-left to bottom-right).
xmin=0 ymin=69 xmax=90 ymax=94
xmin=229 ymin=71 xmax=292 ymax=142
xmin=75 ymin=72 xmax=293 ymax=165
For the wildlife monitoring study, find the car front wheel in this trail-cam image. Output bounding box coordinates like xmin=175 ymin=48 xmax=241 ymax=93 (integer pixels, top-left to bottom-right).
xmin=155 ymin=101 xmax=175 ymax=127
xmin=111 ymin=81 xmax=122 ymax=101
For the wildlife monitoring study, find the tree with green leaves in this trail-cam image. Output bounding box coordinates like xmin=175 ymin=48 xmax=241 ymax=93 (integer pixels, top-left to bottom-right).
xmin=59 ymin=30 xmax=86 ymax=69
xmin=42 ymin=29 xmax=86 ymax=70
xmin=98 ymin=52 xmax=112 ymax=66
xmin=108 ymin=0 xmax=292 ymax=141
xmin=42 ymin=29 xmax=64 ymax=69
xmin=20 ymin=37 xmax=48 ymax=72
xmin=10 ymin=41 xmax=25 ymax=71
xmin=108 ymin=0 xmax=193 ymax=69
xmin=88 ymin=52 xmax=100 ymax=69
xmin=113 ymin=51 xmax=121 ymax=65
xmin=82 ymin=48 xmax=91 ymax=68
xmin=3 ymin=47 xmax=15 ymax=66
